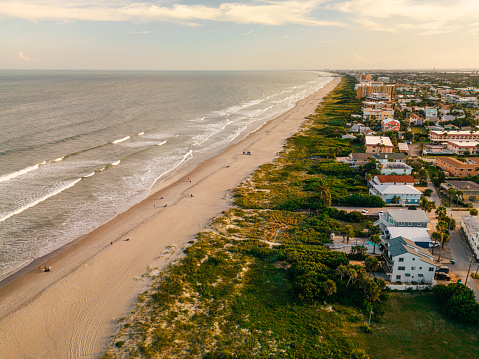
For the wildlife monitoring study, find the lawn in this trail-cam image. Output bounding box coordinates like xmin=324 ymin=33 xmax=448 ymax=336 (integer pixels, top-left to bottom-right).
xmin=360 ymin=292 xmax=479 ymax=359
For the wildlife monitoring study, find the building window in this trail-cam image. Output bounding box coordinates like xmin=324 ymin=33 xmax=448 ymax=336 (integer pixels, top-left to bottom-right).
xmin=418 ymin=274 xmax=424 ymax=277
xmin=405 ymin=273 xmax=411 ymax=277
xmin=408 ymin=222 xmax=412 ymax=226
xmin=429 ymin=267 xmax=434 ymax=271
xmin=398 ymin=257 xmax=404 ymax=262
xmin=419 ymin=267 xmax=422 ymax=270
xmin=398 ymin=266 xmax=405 ymax=271
xmin=396 ymin=275 xmax=401 ymax=280
xmin=411 ymin=267 xmax=416 ymax=270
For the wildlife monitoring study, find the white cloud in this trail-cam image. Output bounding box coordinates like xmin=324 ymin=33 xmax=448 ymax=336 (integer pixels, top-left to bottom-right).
xmin=242 ymin=30 xmax=253 ymax=35
xmin=128 ymin=30 xmax=150 ymax=34
xmin=331 ymin=0 xmax=479 ymax=35
xmin=0 ymin=0 xmax=345 ymax=27
xmin=15 ymin=51 xmax=34 ymax=62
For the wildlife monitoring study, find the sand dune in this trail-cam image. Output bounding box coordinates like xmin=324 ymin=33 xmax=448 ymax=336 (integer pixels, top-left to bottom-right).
xmin=0 ymin=76 xmax=341 ymax=358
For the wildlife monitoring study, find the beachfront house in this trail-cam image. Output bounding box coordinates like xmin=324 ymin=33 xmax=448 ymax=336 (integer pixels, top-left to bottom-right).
xmin=337 ymin=153 xmax=373 ymax=168
xmin=381 ymin=118 xmax=400 ymax=132
xmin=380 ymin=162 xmax=413 ymax=175
xmin=440 ymin=180 xmax=479 ymax=202
xmin=365 ymin=136 xmax=393 ymax=153
xmin=382 ymin=236 xmax=437 ymax=284
xmin=461 ymin=216 xmax=479 ymax=260
xmin=375 ymin=209 xmax=430 ymax=230
xmin=373 ymin=153 xmax=406 ymax=165
xmin=370 ymin=175 xmax=415 ymax=186
xmin=369 ymin=184 xmax=422 ymax=205
xmin=408 ymin=114 xmax=423 ymax=126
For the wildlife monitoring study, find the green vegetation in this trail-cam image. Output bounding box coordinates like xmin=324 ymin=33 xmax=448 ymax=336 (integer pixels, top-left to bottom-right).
xmin=102 ymin=76 xmax=478 ymax=359
xmin=362 ymin=293 xmax=479 ymax=359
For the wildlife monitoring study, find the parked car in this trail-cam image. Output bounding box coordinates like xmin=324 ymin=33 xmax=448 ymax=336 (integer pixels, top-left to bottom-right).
xmin=361 ymin=209 xmax=369 ymax=215
xmin=378 ymin=211 xmax=384 ymax=215
xmin=436 ymin=266 xmax=450 ymax=274
xmin=429 ymin=241 xmax=440 ymax=248
xmin=435 ymin=272 xmax=451 ymax=281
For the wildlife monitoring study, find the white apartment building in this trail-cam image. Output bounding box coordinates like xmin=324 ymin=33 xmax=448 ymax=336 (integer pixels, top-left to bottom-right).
xmin=461 ymin=216 xmax=479 ymax=259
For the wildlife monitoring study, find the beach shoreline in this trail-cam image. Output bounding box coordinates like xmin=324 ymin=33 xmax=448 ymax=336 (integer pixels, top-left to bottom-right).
xmin=0 ymin=76 xmax=341 ymax=358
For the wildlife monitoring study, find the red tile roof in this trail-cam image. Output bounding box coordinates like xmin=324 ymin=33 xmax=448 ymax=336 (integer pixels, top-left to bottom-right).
xmin=375 ymin=175 xmax=415 ymax=184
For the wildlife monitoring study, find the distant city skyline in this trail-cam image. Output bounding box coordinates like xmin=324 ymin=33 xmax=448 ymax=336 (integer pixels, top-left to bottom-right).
xmin=1 ymin=0 xmax=479 ymax=70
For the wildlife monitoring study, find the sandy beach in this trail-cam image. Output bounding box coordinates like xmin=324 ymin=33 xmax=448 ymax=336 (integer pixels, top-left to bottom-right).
xmin=0 ymin=76 xmax=340 ymax=359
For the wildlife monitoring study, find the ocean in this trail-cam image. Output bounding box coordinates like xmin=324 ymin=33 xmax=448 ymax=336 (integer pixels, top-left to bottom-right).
xmin=0 ymin=70 xmax=332 ymax=280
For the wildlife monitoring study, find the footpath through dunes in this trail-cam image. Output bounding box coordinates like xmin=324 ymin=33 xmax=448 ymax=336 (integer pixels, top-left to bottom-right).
xmin=0 ymin=77 xmax=341 ymax=359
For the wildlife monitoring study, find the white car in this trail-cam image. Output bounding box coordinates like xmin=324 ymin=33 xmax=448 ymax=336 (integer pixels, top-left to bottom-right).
xmin=429 ymin=241 xmax=440 ymax=248
xmin=361 ymin=209 xmax=369 ymax=215
xmin=378 ymin=211 xmax=384 ymax=215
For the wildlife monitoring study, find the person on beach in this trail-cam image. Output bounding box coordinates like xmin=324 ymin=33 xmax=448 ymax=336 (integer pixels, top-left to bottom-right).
xmin=125 ymin=238 xmax=130 ymax=241
xmin=190 ymin=194 xmax=194 ymax=197
xmin=164 ymin=204 xmax=167 ymax=207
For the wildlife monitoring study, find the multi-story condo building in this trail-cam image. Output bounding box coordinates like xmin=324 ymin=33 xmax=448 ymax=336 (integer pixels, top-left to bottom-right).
xmin=429 ymin=130 xmax=479 ymax=142
xmin=434 ymin=157 xmax=479 ymax=177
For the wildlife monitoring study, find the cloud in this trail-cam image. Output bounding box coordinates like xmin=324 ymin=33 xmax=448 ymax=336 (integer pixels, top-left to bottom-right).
xmin=331 ymin=0 xmax=479 ymax=35
xmin=0 ymin=0 xmax=345 ymax=27
xmin=242 ymin=30 xmax=253 ymax=35
xmin=15 ymin=51 xmax=34 ymax=62
xmin=128 ymin=30 xmax=150 ymax=34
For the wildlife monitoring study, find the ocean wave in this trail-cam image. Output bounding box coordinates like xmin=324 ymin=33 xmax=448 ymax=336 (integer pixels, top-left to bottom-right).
xmin=52 ymin=156 xmax=64 ymax=162
xmin=111 ymin=160 xmax=121 ymax=166
xmin=137 ymin=132 xmax=144 ymax=136
xmin=193 ymin=120 xmax=232 ymax=146
xmin=149 ymin=149 xmax=194 ymax=192
xmin=83 ymin=172 xmax=95 ymax=178
xmin=0 ymin=163 xmax=41 ymax=183
xmin=112 ymin=136 xmax=130 ymax=144
xmin=0 ymin=178 xmax=82 ymax=223
xmin=156 ymin=140 xmax=167 ymax=146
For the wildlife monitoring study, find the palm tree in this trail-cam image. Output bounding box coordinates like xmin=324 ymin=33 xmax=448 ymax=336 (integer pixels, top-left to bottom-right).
xmin=337 ymin=265 xmax=348 ymax=281
xmin=456 ymin=190 xmax=464 ymax=205
xmin=447 ymin=187 xmax=456 ymax=206
xmin=370 ymin=234 xmax=382 ymax=254
xmin=323 ymin=279 xmax=337 ymax=297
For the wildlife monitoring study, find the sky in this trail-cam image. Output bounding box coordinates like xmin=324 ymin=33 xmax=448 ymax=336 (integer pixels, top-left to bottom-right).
xmin=1 ymin=0 xmax=479 ymax=70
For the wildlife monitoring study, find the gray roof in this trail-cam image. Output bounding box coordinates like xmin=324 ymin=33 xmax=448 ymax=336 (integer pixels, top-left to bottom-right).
xmin=387 ymin=227 xmax=431 ymax=243
xmin=374 ymin=153 xmax=406 ymax=160
xmin=373 ymin=184 xmax=422 ymax=195
xmin=446 ymin=180 xmax=479 ymax=191
xmin=382 ymin=162 xmax=412 ymax=170
xmin=388 ymin=237 xmax=436 ymax=266
xmin=462 ymin=216 xmax=479 ymax=233
xmin=388 ymin=209 xmax=430 ymax=224
xmin=351 ymin=153 xmax=373 ymax=160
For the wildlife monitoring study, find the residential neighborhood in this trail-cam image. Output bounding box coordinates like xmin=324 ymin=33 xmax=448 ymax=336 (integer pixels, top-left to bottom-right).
xmin=332 ymin=71 xmax=479 ymax=297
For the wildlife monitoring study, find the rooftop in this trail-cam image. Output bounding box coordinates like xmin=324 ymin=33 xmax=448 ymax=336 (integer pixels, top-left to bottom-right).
xmin=462 ymin=216 xmax=479 ymax=233
xmin=374 ymin=153 xmax=406 ymax=160
xmin=388 ymin=209 xmax=430 ymax=224
xmin=446 ymin=180 xmax=479 ymax=191
xmin=382 ymin=162 xmax=413 ymax=170
xmin=365 ymin=136 xmax=393 ymax=147
xmin=386 ymin=227 xmax=431 ymax=243
xmin=435 ymin=157 xmax=477 ymax=169
xmin=387 ymin=236 xmax=435 ymax=266
xmin=375 ymin=175 xmax=415 ymax=184
xmin=372 ymin=184 xmax=422 ymax=195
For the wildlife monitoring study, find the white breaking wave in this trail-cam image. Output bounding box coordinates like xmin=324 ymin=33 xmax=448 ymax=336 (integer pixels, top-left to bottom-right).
xmin=83 ymin=172 xmax=95 ymax=178
xmin=52 ymin=156 xmax=64 ymax=162
xmin=156 ymin=140 xmax=167 ymax=146
xmin=137 ymin=132 xmax=144 ymax=136
xmin=112 ymin=136 xmax=130 ymax=144
xmin=111 ymin=160 xmax=121 ymax=166
xmin=0 ymin=178 xmax=82 ymax=222
xmin=149 ymin=149 xmax=193 ymax=192
xmin=0 ymin=163 xmax=41 ymax=183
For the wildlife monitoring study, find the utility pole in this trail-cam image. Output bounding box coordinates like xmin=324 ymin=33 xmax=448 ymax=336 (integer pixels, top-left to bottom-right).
xmin=465 ymin=256 xmax=474 ymax=286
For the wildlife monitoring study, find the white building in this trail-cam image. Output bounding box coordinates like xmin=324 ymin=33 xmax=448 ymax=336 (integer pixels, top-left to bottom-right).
xmin=382 ymin=236 xmax=437 ymax=284
xmin=369 ymin=184 xmax=422 ymax=205
xmin=380 ymin=162 xmax=413 ymax=175
xmin=461 ymin=216 xmax=479 ymax=259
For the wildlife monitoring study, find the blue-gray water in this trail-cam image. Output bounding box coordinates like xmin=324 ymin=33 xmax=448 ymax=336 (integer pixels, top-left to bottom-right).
xmin=0 ymin=70 xmax=332 ymax=280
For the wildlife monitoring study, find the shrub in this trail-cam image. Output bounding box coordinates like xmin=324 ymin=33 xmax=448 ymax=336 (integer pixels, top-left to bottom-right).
xmin=470 ymin=208 xmax=478 ymax=216
xmin=423 ymin=189 xmax=433 ymax=197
